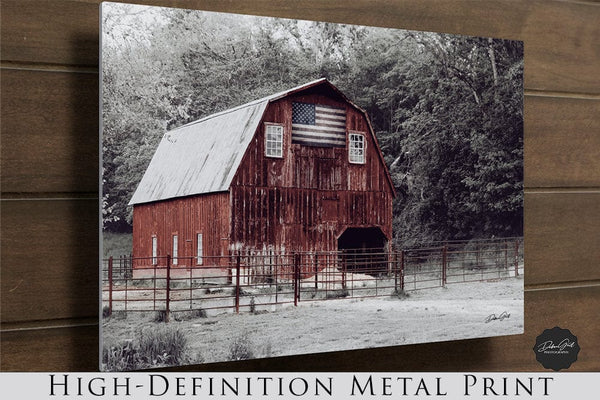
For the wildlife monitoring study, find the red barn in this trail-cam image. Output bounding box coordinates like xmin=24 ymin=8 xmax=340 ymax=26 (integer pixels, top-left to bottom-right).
xmin=129 ymin=79 xmax=395 ymax=273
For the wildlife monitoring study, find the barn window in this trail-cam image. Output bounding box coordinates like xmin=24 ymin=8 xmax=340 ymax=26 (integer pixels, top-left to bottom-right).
xmin=196 ymin=233 xmax=203 ymax=265
xmin=265 ymin=124 xmax=283 ymax=158
xmin=349 ymin=132 xmax=366 ymax=164
xmin=152 ymin=236 xmax=158 ymax=265
xmin=172 ymin=234 xmax=178 ymax=265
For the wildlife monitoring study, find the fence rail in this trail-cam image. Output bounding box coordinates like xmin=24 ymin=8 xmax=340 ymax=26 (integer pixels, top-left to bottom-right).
xmin=102 ymin=237 xmax=523 ymax=318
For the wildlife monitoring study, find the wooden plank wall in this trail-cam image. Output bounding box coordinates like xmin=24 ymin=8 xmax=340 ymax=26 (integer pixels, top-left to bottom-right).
xmin=1 ymin=0 xmax=598 ymax=371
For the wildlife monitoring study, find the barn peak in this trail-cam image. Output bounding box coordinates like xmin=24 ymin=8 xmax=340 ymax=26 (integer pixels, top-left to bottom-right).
xmin=129 ymin=79 xmax=391 ymax=206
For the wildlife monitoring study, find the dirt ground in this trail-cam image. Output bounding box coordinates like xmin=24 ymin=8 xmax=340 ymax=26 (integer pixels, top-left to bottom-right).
xmin=101 ymin=276 xmax=523 ymax=366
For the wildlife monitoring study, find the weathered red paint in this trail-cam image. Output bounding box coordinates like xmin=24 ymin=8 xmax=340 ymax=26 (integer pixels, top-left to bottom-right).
xmin=132 ymin=192 xmax=230 ymax=268
xmin=131 ymin=81 xmax=395 ymax=271
xmin=229 ymin=87 xmax=394 ymax=253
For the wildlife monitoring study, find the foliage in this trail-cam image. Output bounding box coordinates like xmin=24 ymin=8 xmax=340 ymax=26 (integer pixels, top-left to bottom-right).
xmin=153 ymin=310 xmax=168 ymax=323
xmin=325 ymin=289 xmax=350 ymax=299
xmin=227 ymin=333 xmax=255 ymax=361
xmin=102 ymin=325 xmax=192 ymax=371
xmin=102 ymin=231 xmax=132 ymax=258
xmin=102 ymin=4 xmax=523 ymax=244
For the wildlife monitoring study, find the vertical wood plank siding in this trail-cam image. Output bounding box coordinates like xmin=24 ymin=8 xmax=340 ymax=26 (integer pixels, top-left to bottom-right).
xmin=230 ymin=90 xmax=394 ymax=252
xmin=132 ymin=192 xmax=230 ymax=266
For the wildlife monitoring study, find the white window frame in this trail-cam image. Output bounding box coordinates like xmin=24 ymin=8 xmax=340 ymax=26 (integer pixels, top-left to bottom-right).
xmin=265 ymin=124 xmax=284 ymax=158
xmin=196 ymin=233 xmax=203 ymax=265
xmin=152 ymin=236 xmax=158 ymax=265
xmin=172 ymin=234 xmax=178 ymax=265
xmin=349 ymin=132 xmax=366 ymax=164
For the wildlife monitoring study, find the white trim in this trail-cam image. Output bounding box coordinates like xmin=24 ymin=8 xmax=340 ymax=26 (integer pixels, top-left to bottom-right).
xmin=197 ymin=233 xmax=203 ymax=265
xmin=172 ymin=234 xmax=178 ymax=265
xmin=151 ymin=236 xmax=158 ymax=265
xmin=265 ymin=123 xmax=284 ymax=158
xmin=349 ymin=132 xmax=366 ymax=164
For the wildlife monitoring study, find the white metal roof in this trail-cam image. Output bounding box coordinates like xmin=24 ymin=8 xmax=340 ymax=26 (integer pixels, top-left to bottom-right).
xmin=129 ymin=79 xmax=329 ymax=205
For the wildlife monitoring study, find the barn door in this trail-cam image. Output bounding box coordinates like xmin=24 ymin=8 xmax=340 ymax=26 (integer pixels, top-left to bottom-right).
xmin=337 ymin=227 xmax=387 ymax=274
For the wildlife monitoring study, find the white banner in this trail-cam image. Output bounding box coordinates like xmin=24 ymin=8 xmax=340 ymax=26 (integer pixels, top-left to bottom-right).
xmin=0 ymin=372 xmax=597 ymax=399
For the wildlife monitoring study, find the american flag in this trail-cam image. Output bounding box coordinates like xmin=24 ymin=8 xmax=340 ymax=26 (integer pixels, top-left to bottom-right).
xmin=292 ymin=102 xmax=346 ymax=147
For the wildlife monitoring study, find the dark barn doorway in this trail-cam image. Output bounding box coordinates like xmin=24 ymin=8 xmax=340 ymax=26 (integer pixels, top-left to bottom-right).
xmin=337 ymin=227 xmax=388 ymax=274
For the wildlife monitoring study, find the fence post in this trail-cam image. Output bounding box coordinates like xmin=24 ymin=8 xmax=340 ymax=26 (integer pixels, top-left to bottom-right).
xmin=189 ymin=264 xmax=193 ymax=310
xmin=124 ymin=258 xmax=128 ymax=313
xmin=400 ymin=250 xmax=405 ymax=291
xmin=514 ymin=240 xmax=520 ymax=277
xmin=442 ymin=245 xmax=448 ymax=287
xmin=235 ymin=254 xmax=241 ymax=314
xmin=165 ymin=254 xmax=171 ymax=322
xmin=108 ymin=256 xmax=113 ymax=314
xmin=341 ymin=252 xmax=347 ymax=290
xmin=153 ymin=259 xmax=157 ymax=311
xmin=274 ymin=254 xmax=279 ymax=305
xmin=314 ymin=253 xmax=319 ymax=291
xmin=393 ymin=252 xmax=398 ymax=293
xmin=504 ymin=241 xmax=508 ymax=271
xmin=293 ymin=253 xmax=300 ymax=306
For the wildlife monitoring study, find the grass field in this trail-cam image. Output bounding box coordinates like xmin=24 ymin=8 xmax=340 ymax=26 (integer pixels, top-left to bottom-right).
xmin=101 ymin=276 xmax=523 ymax=370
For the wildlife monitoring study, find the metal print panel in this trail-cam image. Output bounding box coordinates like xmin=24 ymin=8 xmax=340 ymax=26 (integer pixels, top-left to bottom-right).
xmin=100 ymin=2 xmax=524 ymax=371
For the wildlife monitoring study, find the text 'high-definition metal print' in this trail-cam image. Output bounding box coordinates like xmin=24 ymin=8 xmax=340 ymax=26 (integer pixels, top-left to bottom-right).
xmin=100 ymin=1 xmax=524 ymax=371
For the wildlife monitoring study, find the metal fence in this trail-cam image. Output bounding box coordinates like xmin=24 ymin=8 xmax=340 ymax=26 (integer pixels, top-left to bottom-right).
xmin=101 ymin=237 xmax=523 ymax=318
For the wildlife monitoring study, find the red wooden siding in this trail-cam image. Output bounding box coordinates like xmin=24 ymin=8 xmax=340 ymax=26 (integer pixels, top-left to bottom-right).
xmin=232 ymin=92 xmax=391 ymax=194
xmin=229 ymin=186 xmax=393 ymax=252
xmin=132 ymin=192 xmax=230 ymax=267
xmin=230 ymin=90 xmax=394 ymax=252
xmin=132 ymin=85 xmax=394 ymax=263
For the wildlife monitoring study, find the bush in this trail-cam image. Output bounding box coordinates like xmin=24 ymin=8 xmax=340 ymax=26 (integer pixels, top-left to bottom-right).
xmin=325 ymin=289 xmax=349 ymax=299
xmin=228 ymin=334 xmax=255 ymax=361
xmin=391 ymin=288 xmax=410 ymax=299
xmin=102 ymin=232 xmax=132 ymax=258
xmin=153 ymin=310 xmax=168 ymax=322
xmin=102 ymin=326 xmax=193 ymax=371
xmin=111 ymin=310 xmax=127 ymax=320
xmin=174 ymin=309 xmax=207 ymax=321
xmin=103 ymin=340 xmax=138 ymax=372
xmin=137 ymin=326 xmax=188 ymax=366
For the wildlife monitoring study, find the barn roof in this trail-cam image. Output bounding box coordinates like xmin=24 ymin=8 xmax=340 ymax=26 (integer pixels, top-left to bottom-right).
xmin=129 ymin=78 xmax=395 ymax=205
xmin=129 ymin=79 xmax=327 ymax=205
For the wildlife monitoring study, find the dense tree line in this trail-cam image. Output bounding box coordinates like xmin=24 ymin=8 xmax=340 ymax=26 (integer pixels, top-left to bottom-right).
xmin=102 ymin=4 xmax=523 ymax=246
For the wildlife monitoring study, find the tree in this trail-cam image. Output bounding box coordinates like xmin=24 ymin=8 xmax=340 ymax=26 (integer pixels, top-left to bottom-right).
xmin=101 ymin=4 xmax=523 ymax=244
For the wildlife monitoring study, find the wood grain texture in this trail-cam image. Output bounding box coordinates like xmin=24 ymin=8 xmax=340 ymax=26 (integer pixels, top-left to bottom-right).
xmin=1 ymin=325 xmax=99 ymax=371
xmin=1 ymin=199 xmax=98 ymax=323
xmin=1 ymin=0 xmax=599 ymax=93
xmin=0 ymin=0 xmax=99 ymax=67
xmin=2 ymin=286 xmax=597 ymax=371
xmin=525 ymin=96 xmax=600 ymax=188
xmin=524 ymin=192 xmax=600 ymax=286
xmin=0 ymin=69 xmax=99 ymax=194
